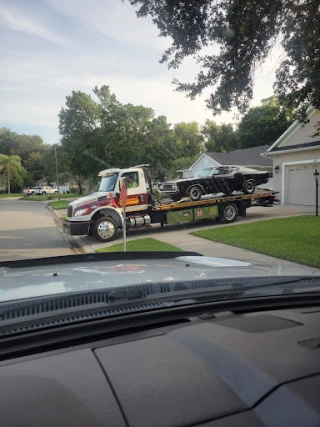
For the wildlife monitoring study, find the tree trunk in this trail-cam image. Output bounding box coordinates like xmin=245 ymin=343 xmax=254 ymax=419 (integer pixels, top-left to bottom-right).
xmin=77 ymin=180 xmax=83 ymax=194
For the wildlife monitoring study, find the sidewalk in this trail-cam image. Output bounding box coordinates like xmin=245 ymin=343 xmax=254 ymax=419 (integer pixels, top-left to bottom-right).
xmin=51 ymin=204 xmax=320 ymax=274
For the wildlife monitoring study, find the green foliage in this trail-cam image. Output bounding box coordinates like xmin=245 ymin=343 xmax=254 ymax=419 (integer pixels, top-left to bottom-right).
xmin=202 ymin=121 xmax=238 ymax=152
xmin=237 ymin=96 xmax=295 ymax=148
xmin=130 ymin=0 xmax=320 ymax=118
xmin=173 ymin=121 xmax=204 ymax=158
xmin=0 ymin=154 xmax=27 ymax=193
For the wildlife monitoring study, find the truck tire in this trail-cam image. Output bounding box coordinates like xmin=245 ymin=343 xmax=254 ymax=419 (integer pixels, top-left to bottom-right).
xmin=218 ymin=202 xmax=238 ymax=223
xmin=242 ymin=180 xmax=255 ymax=194
xmin=93 ymin=216 xmax=118 ymax=242
xmin=42 ymin=191 xmax=46 ymax=195
xmin=189 ymin=186 xmax=202 ymax=201
xmin=54 ymin=191 xmax=58 ymax=194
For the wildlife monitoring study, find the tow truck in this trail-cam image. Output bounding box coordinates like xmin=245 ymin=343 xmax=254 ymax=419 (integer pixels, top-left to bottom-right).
xmin=63 ymin=165 xmax=279 ymax=242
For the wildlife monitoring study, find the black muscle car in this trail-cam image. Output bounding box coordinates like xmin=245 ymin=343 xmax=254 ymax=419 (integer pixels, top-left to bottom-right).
xmin=159 ymin=166 xmax=269 ymax=201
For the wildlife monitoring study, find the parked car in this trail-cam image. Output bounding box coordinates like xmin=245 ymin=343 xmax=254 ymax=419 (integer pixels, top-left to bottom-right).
xmin=23 ymin=187 xmax=36 ymax=196
xmin=33 ymin=186 xmax=58 ymax=195
xmin=159 ymin=166 xmax=269 ymax=201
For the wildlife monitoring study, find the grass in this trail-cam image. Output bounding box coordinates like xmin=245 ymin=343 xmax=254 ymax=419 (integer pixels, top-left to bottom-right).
xmin=50 ymin=200 xmax=71 ymax=210
xmin=192 ymin=215 xmax=320 ymax=268
xmin=0 ymin=193 xmax=24 ymax=198
xmin=96 ymin=237 xmax=184 ymax=253
xmin=20 ymin=194 xmax=78 ymax=202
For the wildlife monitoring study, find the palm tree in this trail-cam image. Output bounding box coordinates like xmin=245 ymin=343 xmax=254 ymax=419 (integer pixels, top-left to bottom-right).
xmin=0 ymin=154 xmax=26 ymax=194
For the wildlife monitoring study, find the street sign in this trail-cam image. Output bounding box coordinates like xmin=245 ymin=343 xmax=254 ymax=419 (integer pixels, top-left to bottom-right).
xmin=120 ymin=179 xmax=127 ymax=206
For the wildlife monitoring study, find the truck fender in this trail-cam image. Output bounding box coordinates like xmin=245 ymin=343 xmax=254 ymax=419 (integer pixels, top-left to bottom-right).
xmin=91 ymin=207 xmax=123 ymax=228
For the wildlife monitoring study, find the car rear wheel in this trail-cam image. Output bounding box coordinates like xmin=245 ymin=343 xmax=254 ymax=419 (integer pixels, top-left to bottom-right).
xmin=189 ymin=186 xmax=202 ymax=201
xmin=242 ymin=180 xmax=256 ymax=194
xmin=93 ymin=216 xmax=118 ymax=242
xmin=218 ymin=202 xmax=238 ymax=223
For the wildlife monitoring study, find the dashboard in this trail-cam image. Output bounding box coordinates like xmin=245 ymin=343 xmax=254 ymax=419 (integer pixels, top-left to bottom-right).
xmin=1 ymin=305 xmax=320 ymax=426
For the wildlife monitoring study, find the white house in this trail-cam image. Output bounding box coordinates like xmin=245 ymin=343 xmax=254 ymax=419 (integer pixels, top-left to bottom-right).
xmin=265 ymin=107 xmax=320 ymax=205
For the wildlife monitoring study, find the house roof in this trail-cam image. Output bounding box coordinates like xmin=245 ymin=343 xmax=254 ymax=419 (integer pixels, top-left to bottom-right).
xmin=269 ymin=140 xmax=320 ymax=153
xmin=206 ymin=145 xmax=272 ymax=167
xmin=267 ymin=105 xmax=316 ymax=152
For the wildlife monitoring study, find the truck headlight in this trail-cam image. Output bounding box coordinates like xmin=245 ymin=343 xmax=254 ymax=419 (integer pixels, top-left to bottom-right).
xmin=74 ymin=208 xmax=89 ymax=217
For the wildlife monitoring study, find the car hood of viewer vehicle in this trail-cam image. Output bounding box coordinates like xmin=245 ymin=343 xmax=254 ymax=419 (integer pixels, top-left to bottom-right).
xmin=0 ymin=255 xmax=319 ymax=303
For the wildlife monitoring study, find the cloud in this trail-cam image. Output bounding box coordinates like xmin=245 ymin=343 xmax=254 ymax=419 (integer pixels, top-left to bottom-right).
xmin=0 ymin=3 xmax=67 ymax=45
xmin=44 ymin=0 xmax=169 ymax=50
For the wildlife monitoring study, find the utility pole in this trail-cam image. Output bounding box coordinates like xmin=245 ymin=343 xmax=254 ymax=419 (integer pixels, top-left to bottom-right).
xmin=55 ymin=146 xmax=60 ymax=201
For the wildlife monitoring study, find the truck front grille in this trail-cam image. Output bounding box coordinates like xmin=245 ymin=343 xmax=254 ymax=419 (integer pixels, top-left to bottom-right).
xmin=67 ymin=205 xmax=73 ymax=218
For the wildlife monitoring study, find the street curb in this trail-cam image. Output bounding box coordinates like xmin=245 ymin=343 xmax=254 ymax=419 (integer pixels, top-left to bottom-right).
xmin=46 ymin=203 xmax=85 ymax=254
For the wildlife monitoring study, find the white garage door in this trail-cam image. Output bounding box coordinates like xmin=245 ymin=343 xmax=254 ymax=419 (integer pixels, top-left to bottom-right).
xmin=285 ymin=163 xmax=319 ymax=205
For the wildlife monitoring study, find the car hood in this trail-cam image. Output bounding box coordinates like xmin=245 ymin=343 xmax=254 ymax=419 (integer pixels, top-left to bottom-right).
xmin=0 ymin=254 xmax=319 ymax=302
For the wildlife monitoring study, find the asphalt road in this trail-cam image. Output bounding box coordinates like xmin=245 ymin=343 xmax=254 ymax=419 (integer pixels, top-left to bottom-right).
xmin=0 ymin=199 xmax=73 ymax=261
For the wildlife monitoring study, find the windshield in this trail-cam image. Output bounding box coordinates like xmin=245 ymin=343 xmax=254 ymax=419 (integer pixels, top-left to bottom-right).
xmin=98 ymin=174 xmax=118 ymax=192
xmin=0 ymin=0 xmax=319 ymax=312
xmin=194 ymin=168 xmax=215 ymax=177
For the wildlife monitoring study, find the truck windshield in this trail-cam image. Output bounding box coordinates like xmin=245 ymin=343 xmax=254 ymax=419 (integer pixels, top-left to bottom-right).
xmin=98 ymin=174 xmax=118 ymax=192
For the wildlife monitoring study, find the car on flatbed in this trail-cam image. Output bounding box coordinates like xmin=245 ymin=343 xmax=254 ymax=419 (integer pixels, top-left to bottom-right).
xmin=159 ymin=166 xmax=269 ymax=201
xmin=63 ymin=164 xmax=278 ymax=243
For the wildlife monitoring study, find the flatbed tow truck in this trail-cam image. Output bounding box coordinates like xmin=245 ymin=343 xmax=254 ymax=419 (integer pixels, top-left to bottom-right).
xmin=63 ymin=165 xmax=279 ymax=242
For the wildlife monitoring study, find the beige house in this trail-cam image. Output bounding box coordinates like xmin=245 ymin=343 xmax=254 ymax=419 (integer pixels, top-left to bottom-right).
xmin=266 ymin=107 xmax=320 ymax=205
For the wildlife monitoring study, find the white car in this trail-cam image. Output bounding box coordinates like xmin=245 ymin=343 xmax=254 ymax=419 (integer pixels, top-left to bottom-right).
xmin=33 ymin=186 xmax=58 ymax=195
xmin=23 ymin=187 xmax=36 ymax=196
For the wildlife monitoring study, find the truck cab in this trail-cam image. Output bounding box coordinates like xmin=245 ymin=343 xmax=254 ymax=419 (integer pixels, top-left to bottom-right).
xmin=64 ymin=166 xmax=152 ymax=242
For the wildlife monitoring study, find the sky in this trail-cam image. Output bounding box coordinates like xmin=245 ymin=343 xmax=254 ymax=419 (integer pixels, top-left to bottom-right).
xmin=0 ymin=0 xmax=283 ymax=144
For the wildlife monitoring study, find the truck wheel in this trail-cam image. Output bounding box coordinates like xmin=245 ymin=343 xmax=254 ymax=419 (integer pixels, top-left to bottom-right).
xmin=242 ymin=180 xmax=255 ymax=194
xmin=218 ymin=202 xmax=238 ymax=223
xmin=93 ymin=216 xmax=118 ymax=242
xmin=54 ymin=191 xmax=58 ymax=194
xmin=42 ymin=191 xmax=46 ymax=195
xmin=189 ymin=186 xmax=202 ymax=201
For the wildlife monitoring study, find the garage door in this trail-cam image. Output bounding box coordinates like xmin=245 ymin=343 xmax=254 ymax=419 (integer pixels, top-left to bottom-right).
xmin=285 ymin=163 xmax=319 ymax=205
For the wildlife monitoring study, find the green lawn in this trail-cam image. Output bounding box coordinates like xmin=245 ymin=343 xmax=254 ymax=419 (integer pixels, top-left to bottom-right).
xmin=20 ymin=194 xmax=78 ymax=201
xmin=0 ymin=193 xmax=24 ymax=198
xmin=192 ymin=216 xmax=320 ymax=268
xmin=96 ymin=237 xmax=184 ymax=253
xmin=50 ymin=200 xmax=70 ymax=210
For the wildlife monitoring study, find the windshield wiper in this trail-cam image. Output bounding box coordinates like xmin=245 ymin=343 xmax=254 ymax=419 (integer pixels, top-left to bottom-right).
xmin=1 ymin=276 xmax=319 ymax=333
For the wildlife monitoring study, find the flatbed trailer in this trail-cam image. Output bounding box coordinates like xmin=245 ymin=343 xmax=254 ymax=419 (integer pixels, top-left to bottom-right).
xmin=63 ymin=165 xmax=278 ymax=243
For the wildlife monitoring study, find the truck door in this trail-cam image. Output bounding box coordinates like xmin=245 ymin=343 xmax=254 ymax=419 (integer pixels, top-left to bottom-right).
xmin=118 ymin=170 xmax=149 ymax=212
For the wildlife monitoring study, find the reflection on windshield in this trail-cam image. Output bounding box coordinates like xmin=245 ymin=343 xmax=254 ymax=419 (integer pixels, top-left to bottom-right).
xmin=195 ymin=168 xmax=215 ymax=177
xmin=99 ymin=174 xmax=118 ymax=192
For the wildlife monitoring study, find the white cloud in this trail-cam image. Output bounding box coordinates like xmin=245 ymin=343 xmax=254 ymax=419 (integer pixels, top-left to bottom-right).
xmin=44 ymin=0 xmax=169 ymax=50
xmin=0 ymin=3 xmax=67 ymax=45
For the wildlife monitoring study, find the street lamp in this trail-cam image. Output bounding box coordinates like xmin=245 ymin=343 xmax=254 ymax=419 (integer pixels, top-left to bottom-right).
xmin=54 ymin=146 xmax=61 ymax=201
xmin=313 ymin=168 xmax=319 ymax=216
